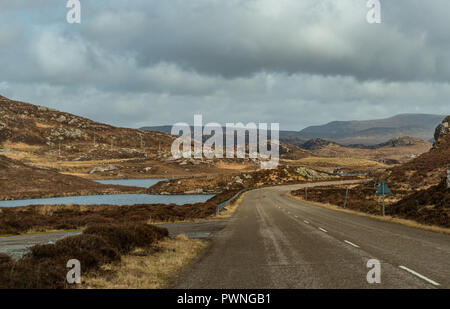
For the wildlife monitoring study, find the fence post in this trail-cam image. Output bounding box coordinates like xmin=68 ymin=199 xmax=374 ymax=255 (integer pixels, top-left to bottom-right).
xmin=344 ymin=186 xmax=349 ymax=209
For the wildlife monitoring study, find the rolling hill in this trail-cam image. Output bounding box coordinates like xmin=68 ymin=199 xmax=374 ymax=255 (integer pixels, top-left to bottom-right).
xmin=142 ymin=114 xmax=447 ymax=147
xmin=290 ymin=114 xmax=446 ymax=145
xmin=297 ymin=137 xmax=432 ymax=165
xmin=0 ymin=95 xmax=175 ymax=161
xmin=0 ymin=95 xmax=261 ymax=178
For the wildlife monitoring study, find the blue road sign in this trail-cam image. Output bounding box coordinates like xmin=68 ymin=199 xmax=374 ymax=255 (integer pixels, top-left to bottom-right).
xmin=376 ymin=180 xmax=392 ymax=196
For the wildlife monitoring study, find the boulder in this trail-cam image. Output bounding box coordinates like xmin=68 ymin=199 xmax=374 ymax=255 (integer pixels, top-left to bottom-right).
xmin=56 ymin=115 xmax=67 ymax=123
xmin=434 ymin=116 xmax=450 ymax=142
xmin=89 ymin=165 xmax=118 ymax=174
xmin=184 ymin=188 xmax=204 ymax=194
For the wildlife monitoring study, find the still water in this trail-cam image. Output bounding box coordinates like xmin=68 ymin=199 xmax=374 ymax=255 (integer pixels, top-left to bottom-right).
xmin=0 ymin=178 xmax=214 ymax=208
xmin=94 ymin=178 xmax=167 ymax=188
xmin=0 ymin=194 xmax=214 ymax=208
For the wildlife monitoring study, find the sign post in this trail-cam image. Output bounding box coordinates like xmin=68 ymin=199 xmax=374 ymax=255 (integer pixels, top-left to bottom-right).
xmin=376 ymin=180 xmax=392 ymax=216
xmin=344 ymin=186 xmax=349 ymax=209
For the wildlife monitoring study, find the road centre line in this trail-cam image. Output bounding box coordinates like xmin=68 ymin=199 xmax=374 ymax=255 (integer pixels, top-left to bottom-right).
xmin=344 ymin=240 xmax=360 ymax=248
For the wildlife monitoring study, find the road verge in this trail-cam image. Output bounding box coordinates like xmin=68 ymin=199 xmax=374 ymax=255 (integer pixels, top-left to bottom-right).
xmin=286 ymin=192 xmax=450 ymax=235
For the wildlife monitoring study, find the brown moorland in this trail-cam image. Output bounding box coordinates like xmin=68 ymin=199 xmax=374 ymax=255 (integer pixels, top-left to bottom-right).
xmin=0 ymin=223 xmax=168 ymax=289
xmin=0 ymin=154 xmax=143 ymax=201
xmin=292 ymin=116 xmax=450 ymax=228
xmin=0 ymin=189 xmax=238 ymax=235
xmin=0 ymin=95 xmax=260 ymax=179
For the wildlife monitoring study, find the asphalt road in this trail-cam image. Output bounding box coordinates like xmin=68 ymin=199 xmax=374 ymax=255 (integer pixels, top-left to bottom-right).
xmin=173 ymin=181 xmax=450 ymax=289
xmin=0 ymin=231 xmax=82 ymax=259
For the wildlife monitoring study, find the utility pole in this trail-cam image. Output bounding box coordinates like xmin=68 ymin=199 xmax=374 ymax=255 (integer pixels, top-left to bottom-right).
xmin=305 ymin=187 xmax=308 ymax=200
xmin=58 ymin=141 xmax=61 ymax=159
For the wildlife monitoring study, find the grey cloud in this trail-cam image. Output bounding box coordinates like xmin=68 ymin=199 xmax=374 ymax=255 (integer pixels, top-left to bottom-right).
xmin=0 ymin=0 xmax=449 ymax=130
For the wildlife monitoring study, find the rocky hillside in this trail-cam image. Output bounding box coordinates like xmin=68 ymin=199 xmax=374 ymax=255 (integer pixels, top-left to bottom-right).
xmin=0 ymin=95 xmax=175 ymax=161
xmin=385 ymin=116 xmax=450 ymax=190
xmin=296 ymin=116 xmax=450 ymax=227
xmin=299 ymin=138 xmax=337 ymax=150
xmin=148 ymin=165 xmax=335 ymax=194
xmin=391 ymin=175 xmax=449 ymax=227
xmin=0 ymin=96 xmax=266 ymax=179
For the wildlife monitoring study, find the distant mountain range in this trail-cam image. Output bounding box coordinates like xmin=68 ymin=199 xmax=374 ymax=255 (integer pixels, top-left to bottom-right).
xmin=142 ymin=114 xmax=447 ymax=146
xmin=283 ymin=114 xmax=446 ymax=145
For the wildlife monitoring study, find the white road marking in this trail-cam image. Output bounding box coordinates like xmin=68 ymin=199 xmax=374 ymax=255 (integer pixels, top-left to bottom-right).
xmin=344 ymin=240 xmax=360 ymax=248
xmin=304 ymin=220 xmax=310 ymax=224
xmin=318 ymin=227 xmax=328 ymax=233
xmin=294 ymin=215 xmax=298 ymax=218
xmin=399 ymin=266 xmax=440 ymax=286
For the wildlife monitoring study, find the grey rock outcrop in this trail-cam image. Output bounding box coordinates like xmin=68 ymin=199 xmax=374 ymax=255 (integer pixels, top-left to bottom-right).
xmin=447 ymin=168 xmax=450 ymax=189
xmin=89 ymin=165 xmax=118 ymax=174
xmin=434 ymin=116 xmax=450 ymax=143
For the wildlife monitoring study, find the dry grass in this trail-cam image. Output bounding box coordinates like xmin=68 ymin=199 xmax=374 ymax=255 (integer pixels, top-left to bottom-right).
xmin=297 ymin=157 xmax=387 ymax=168
xmin=35 ymin=122 xmax=55 ymax=129
xmin=286 ymin=192 xmax=450 ymax=235
xmin=82 ymin=235 xmax=208 ymax=289
xmin=2 ymin=141 xmax=42 ymax=151
xmin=215 ymin=161 xmax=253 ymax=170
xmin=148 ymin=191 xmax=249 ymax=225
xmin=216 ymin=191 xmax=248 ymax=219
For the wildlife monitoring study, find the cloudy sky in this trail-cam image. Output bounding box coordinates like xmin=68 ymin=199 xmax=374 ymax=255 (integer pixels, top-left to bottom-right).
xmin=0 ymin=0 xmax=449 ymax=130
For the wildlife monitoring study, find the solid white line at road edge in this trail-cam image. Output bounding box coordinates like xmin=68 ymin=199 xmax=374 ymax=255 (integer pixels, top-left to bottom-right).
xmin=399 ymin=266 xmax=440 ymax=286
xmin=344 ymin=240 xmax=360 ymax=248
xmin=318 ymin=227 xmax=328 ymax=233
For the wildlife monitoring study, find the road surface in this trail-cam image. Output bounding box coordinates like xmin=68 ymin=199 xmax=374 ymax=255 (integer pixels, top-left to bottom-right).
xmin=0 ymin=231 xmax=82 ymax=259
xmin=173 ymin=181 xmax=450 ymax=289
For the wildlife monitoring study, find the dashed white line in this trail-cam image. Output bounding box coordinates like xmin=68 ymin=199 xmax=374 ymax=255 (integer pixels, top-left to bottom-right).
xmin=399 ymin=266 xmax=440 ymax=286
xmin=344 ymin=240 xmax=360 ymax=248
xmin=318 ymin=227 xmax=328 ymax=233
xmin=304 ymin=220 xmax=310 ymax=224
